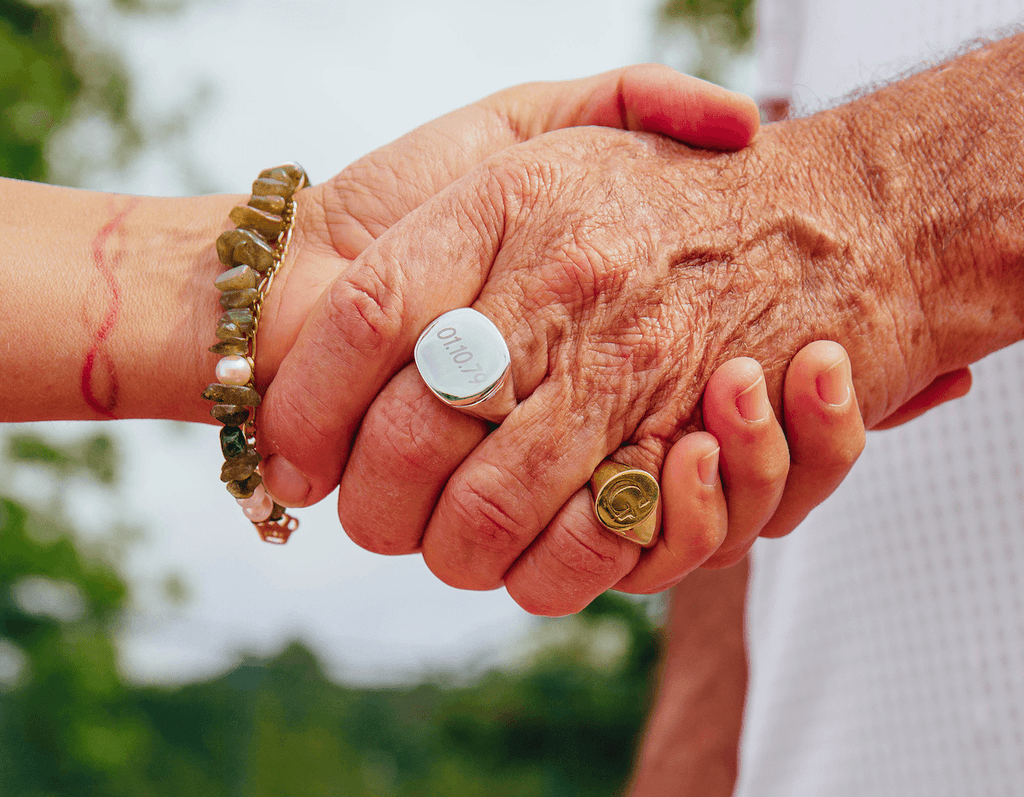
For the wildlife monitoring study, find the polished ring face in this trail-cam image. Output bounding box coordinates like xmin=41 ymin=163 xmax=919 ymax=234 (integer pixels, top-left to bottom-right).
xmin=590 ymin=462 xmax=660 ymax=546
xmin=415 ymin=308 xmax=514 ymax=421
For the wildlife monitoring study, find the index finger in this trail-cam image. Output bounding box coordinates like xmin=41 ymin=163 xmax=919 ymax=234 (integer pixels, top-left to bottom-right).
xmin=259 ymin=175 xmax=503 ymax=506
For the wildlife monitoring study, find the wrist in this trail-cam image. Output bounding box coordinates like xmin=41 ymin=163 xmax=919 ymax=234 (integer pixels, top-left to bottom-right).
xmin=629 ymin=563 xmax=748 ymax=797
xmin=129 ymin=193 xmax=245 ymax=424
xmin=734 ymin=114 xmax=927 ymax=427
xmin=835 ymin=35 xmax=1024 ymax=385
xmin=0 ymin=180 xmax=242 ymax=423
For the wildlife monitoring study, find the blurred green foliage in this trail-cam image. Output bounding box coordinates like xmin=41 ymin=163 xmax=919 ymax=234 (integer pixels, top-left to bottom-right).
xmin=1 ymin=427 xmax=660 ymax=794
xmin=0 ymin=1 xmax=79 ymax=179
xmin=2 ymin=424 xmax=661 ymax=795
xmin=658 ymin=0 xmax=755 ymax=86
xmin=8 ymin=432 xmax=118 ymax=484
xmin=0 ymin=428 xmax=144 ymax=796
xmin=0 ymin=1 xmax=689 ymax=793
xmin=0 ymin=0 xmax=185 ymax=184
xmin=130 ymin=593 xmax=659 ymax=797
xmin=662 ymin=0 xmax=755 ymax=47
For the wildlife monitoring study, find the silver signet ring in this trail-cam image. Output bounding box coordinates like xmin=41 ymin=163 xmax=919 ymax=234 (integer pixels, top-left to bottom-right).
xmin=414 ymin=308 xmax=517 ymax=423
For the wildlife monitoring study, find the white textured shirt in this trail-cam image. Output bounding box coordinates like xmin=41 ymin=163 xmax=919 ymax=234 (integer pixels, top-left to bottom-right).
xmin=741 ymin=2 xmax=1024 ymax=795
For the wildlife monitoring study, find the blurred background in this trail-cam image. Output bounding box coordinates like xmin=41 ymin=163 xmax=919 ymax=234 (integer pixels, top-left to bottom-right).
xmin=0 ymin=0 xmax=753 ymax=793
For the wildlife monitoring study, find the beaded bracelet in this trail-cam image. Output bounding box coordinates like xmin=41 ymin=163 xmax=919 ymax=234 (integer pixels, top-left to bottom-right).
xmin=201 ymin=163 xmax=310 ymax=545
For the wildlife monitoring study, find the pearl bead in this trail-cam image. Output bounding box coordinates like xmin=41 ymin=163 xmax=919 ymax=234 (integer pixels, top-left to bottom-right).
xmin=216 ymin=355 xmax=252 ymax=386
xmin=243 ymin=493 xmax=274 ymax=522
xmin=235 ymin=484 xmax=267 ymax=510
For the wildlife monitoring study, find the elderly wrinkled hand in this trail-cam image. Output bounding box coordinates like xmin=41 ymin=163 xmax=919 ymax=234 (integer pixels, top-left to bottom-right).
xmin=261 ymin=38 xmax=1018 ymax=614
xmin=250 ymin=64 xmax=758 ymax=384
xmin=256 ymin=102 xmax=899 ymax=610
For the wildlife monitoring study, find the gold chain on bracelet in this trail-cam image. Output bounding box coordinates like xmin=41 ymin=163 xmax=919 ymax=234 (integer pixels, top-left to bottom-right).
xmin=201 ymin=163 xmax=310 ymax=544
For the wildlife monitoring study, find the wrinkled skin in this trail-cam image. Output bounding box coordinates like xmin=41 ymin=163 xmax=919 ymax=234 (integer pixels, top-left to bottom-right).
xmin=253 ymin=65 xmax=759 ymax=380
xmin=240 ymin=65 xmax=775 ymax=614
xmin=261 ymin=112 xmax=924 ymax=613
xmin=262 ymin=39 xmax=1024 ymax=615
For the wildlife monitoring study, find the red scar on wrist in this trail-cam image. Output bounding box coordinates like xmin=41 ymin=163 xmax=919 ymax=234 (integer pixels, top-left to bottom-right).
xmin=81 ymin=198 xmax=138 ymax=418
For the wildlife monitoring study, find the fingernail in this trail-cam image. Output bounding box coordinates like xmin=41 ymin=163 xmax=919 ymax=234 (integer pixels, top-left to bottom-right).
xmin=816 ymin=358 xmax=851 ymax=406
xmin=262 ymin=455 xmax=311 ymax=508
xmin=736 ymin=376 xmax=769 ymax=422
xmin=698 ymin=447 xmax=720 ymax=487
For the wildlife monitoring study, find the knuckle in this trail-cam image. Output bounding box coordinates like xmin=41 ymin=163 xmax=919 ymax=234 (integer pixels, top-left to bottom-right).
xmin=829 ymin=425 xmax=867 ymax=467
xmin=545 ymin=515 xmax=637 ymax=585
xmin=542 ymin=247 xmax=605 ymax=305
xmin=510 ymin=585 xmax=583 ymax=618
xmin=793 ymin=420 xmax=866 ymax=470
xmin=687 ymin=520 xmax=728 ymax=566
xmin=522 ymin=221 xmax=647 ymax=317
xmin=702 ymin=543 xmax=751 ymax=570
xmin=444 ymin=469 xmax=535 ymax=553
xmin=263 ymin=377 xmax=338 ymax=458
xmin=476 ymin=154 xmax=544 ymax=233
xmin=364 ymin=389 xmax=457 ymax=482
xmin=728 ymin=451 xmax=790 ymax=497
xmin=495 ymin=148 xmax=564 ymax=202
xmin=323 ymin=267 xmax=405 ymax=361
xmin=757 ymin=451 xmax=792 ymax=491
xmin=759 ymin=523 xmax=796 ymax=540
xmin=344 ymin=519 xmax=416 ymax=556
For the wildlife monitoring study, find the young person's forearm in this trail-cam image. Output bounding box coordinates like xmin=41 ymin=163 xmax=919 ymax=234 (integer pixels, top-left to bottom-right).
xmin=0 ymin=178 xmax=241 ymax=423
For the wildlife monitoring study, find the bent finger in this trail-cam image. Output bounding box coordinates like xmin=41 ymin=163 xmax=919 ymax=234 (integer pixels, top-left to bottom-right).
xmin=503 ymin=489 xmax=643 ymax=616
xmin=700 ymin=359 xmax=790 ymax=568
xmin=759 ymin=341 xmax=865 ymax=539
xmin=615 ymin=431 xmax=727 ymax=593
xmin=259 ymin=172 xmax=505 ymax=508
xmin=336 ymin=363 xmax=487 ymax=555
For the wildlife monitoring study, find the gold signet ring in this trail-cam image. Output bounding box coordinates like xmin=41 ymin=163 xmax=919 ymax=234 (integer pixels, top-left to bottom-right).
xmin=415 ymin=308 xmax=518 ymax=423
xmin=589 ymin=462 xmax=660 ymax=546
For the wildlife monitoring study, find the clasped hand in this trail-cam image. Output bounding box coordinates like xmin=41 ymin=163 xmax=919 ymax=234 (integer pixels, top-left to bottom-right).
xmin=235 ymin=65 xmax=956 ymax=615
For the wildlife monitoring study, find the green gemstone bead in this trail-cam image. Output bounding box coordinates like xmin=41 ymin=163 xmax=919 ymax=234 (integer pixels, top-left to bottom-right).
xmin=219 ymin=288 xmax=259 ymax=310
xmin=260 ymin=163 xmax=307 ymax=187
xmin=210 ymin=404 xmax=249 ymax=425
xmin=248 ymin=194 xmax=286 ymax=216
xmin=234 ymin=233 xmax=275 ymax=272
xmin=229 ymin=205 xmax=284 ymax=240
xmin=227 ymin=472 xmax=263 ymax=499
xmin=220 ymin=448 xmax=262 ymax=482
xmin=214 ymin=265 xmax=257 ymax=292
xmin=217 ymin=228 xmax=275 ymax=272
xmin=216 ymin=228 xmax=248 ymax=266
xmin=220 ymin=426 xmax=247 ymax=459
xmin=202 ymin=383 xmax=261 ymax=406
xmin=209 ymin=339 xmax=247 ymax=356
xmin=215 ymin=320 xmax=243 ymax=340
xmin=221 ymin=308 xmax=255 ymax=333
xmin=252 ymin=177 xmax=295 ymax=200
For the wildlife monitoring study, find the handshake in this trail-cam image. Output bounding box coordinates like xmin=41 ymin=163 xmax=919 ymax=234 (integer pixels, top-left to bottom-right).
xmin=10 ymin=44 xmax=1013 ymax=615
xmin=216 ymin=60 xmax=982 ymax=616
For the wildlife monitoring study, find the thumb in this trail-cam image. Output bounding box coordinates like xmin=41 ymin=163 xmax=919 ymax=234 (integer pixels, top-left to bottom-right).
xmin=514 ymin=62 xmax=759 ymax=149
xmin=326 ymin=64 xmax=758 ymax=250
